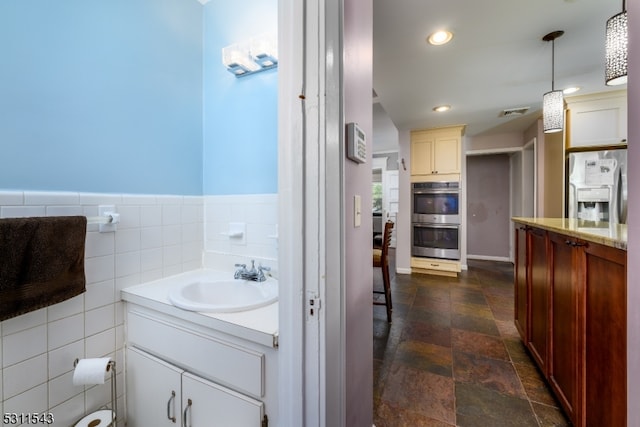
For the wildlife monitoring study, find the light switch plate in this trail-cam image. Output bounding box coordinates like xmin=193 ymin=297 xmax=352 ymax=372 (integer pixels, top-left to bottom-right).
xmin=354 ymin=195 xmax=361 ymax=227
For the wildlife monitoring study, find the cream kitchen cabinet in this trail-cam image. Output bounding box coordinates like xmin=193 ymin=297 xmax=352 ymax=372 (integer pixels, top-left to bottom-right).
xmin=127 ymin=347 xmax=265 ymax=427
xmin=410 ymin=125 xmax=464 ymax=181
xmin=566 ymin=90 xmax=627 ymax=148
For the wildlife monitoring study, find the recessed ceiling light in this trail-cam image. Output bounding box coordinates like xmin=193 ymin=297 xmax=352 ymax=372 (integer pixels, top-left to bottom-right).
xmin=427 ymin=30 xmax=453 ymax=46
xmin=563 ymin=86 xmax=581 ymax=95
xmin=433 ymin=105 xmax=451 ymax=112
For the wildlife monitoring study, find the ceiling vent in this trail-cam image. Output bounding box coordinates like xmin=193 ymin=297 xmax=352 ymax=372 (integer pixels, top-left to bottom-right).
xmin=500 ymin=107 xmax=530 ymax=117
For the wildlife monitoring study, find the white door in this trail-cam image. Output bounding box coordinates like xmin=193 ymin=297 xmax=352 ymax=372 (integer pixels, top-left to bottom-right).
xmin=383 ymin=170 xmax=399 ymax=247
xmin=126 ymin=347 xmax=183 ymax=427
xmin=181 ymin=372 xmax=264 ymax=427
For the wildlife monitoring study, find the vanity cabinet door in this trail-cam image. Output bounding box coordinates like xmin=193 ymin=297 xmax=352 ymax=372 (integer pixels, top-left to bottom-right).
xmin=126 ymin=347 xmax=183 ymax=426
xmin=182 ymin=372 xmax=264 ymax=427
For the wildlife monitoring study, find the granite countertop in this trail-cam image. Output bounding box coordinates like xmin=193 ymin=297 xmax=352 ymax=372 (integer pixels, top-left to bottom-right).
xmin=121 ymin=269 xmax=279 ymax=348
xmin=512 ymin=217 xmax=627 ymax=251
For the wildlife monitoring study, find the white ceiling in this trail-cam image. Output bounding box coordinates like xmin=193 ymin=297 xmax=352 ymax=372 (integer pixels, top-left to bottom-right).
xmin=372 ymin=0 xmax=626 ymax=151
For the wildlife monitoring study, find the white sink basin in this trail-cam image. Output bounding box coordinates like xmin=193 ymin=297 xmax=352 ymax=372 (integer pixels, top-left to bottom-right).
xmin=168 ymin=278 xmax=278 ymax=313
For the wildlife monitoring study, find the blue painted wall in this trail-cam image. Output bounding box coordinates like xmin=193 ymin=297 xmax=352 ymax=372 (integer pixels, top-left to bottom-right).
xmin=202 ymin=0 xmax=278 ymax=195
xmin=0 ymin=0 xmax=203 ymax=195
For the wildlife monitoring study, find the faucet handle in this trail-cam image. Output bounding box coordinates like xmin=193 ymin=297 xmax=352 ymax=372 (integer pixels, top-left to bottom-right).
xmin=258 ymin=265 xmax=271 ymax=272
xmin=234 ymin=263 xmax=246 ymax=269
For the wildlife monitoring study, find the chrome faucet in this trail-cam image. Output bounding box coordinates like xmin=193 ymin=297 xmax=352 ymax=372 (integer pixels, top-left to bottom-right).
xmin=234 ymin=260 xmax=270 ymax=282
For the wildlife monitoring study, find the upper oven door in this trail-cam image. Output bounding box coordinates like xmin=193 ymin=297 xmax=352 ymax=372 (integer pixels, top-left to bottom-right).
xmin=412 ymin=184 xmax=460 ymax=223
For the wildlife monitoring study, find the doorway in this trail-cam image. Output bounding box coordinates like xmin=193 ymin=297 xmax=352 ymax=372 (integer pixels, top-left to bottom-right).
xmin=372 ymin=156 xmax=399 ymax=248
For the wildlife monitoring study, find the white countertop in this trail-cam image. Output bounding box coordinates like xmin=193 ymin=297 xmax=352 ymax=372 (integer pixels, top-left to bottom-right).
xmin=121 ymin=269 xmax=279 ymax=348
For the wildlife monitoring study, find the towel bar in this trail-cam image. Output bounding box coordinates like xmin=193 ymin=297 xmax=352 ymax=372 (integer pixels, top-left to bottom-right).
xmin=86 ymin=213 xmax=120 ymax=225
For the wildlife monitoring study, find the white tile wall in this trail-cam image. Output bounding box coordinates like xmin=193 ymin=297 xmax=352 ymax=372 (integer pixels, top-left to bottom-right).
xmin=0 ymin=190 xmax=205 ymax=425
xmin=204 ymin=194 xmax=279 ymax=273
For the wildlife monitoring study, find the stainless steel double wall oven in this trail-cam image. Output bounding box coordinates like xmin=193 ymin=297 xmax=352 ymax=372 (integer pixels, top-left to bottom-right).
xmin=411 ymin=181 xmax=461 ymax=260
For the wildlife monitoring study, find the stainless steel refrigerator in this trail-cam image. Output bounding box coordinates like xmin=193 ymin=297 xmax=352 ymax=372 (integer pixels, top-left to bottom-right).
xmin=566 ymin=146 xmax=628 ymax=224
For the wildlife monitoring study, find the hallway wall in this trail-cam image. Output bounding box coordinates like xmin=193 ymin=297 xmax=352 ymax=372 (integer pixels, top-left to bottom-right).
xmin=466 ymin=155 xmax=511 ymax=260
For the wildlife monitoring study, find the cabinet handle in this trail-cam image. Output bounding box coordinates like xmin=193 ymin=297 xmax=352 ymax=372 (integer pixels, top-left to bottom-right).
xmin=183 ymin=398 xmax=192 ymax=427
xmin=430 ymin=263 xmax=440 ymax=267
xmin=166 ymin=390 xmax=176 ymax=423
xmin=565 ymin=240 xmax=588 ymax=248
xmin=565 ymin=240 xmax=573 ymax=246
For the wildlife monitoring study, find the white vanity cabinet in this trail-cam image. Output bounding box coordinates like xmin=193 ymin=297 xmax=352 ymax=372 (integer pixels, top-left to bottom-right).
xmin=127 ymin=347 xmax=264 ymax=427
xmin=123 ymin=302 xmax=277 ymax=427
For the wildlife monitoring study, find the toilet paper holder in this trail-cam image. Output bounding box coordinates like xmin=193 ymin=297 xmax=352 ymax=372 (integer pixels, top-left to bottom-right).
xmin=73 ymin=358 xmax=117 ymax=425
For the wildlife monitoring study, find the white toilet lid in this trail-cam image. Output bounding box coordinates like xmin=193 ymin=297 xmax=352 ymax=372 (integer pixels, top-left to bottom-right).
xmin=73 ymin=410 xmax=114 ymax=427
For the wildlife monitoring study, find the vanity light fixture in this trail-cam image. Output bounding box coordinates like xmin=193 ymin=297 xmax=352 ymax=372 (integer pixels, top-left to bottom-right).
xmin=605 ymin=0 xmax=627 ymax=85
xmin=222 ymin=33 xmax=278 ymax=78
xmin=433 ymin=105 xmax=451 ymax=112
xmin=542 ymin=31 xmax=564 ymax=134
xmin=427 ymin=30 xmax=453 ymax=46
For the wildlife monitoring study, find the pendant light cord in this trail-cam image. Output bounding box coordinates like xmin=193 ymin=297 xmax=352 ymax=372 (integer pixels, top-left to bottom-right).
xmin=551 ymin=38 xmax=555 ymax=91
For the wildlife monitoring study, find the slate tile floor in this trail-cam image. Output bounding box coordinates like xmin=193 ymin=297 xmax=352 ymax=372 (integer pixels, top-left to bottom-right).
xmin=373 ymin=255 xmax=571 ymax=427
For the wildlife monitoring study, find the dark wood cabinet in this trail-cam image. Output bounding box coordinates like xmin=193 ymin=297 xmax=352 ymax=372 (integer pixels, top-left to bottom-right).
xmin=527 ymin=228 xmax=549 ymax=373
xmin=548 ymin=233 xmax=580 ymax=423
xmin=583 ymin=242 xmax=626 ymax=427
xmin=514 ymin=226 xmax=528 ymax=340
xmin=513 ymin=223 xmax=627 ymax=427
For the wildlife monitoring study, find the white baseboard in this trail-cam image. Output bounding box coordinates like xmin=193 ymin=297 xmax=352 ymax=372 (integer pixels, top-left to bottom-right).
xmin=396 ymin=267 xmax=412 ymax=275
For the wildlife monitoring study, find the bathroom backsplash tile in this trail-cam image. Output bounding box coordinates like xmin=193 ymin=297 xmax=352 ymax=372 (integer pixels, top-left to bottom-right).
xmin=24 ymin=191 xmax=80 ymax=206
xmin=48 ymin=370 xmax=78 ymax=408
xmin=50 ymin=394 xmax=85 ymax=427
xmin=85 ymin=231 xmax=115 ymax=258
xmin=2 ymin=325 xmax=47 ymax=367
xmin=204 ymin=194 xmax=278 ymax=271
xmin=47 ymin=295 xmax=84 ymax=323
xmin=48 ymin=314 xmax=85 ymax=351
xmin=1 ymin=309 xmax=46 ymax=337
xmin=85 ymin=280 xmax=116 ymax=311
xmin=1 ymin=205 xmax=46 ymax=218
xmin=48 ymin=340 xmax=84 ymax=378
xmin=85 ymin=328 xmax=115 ymax=359
xmin=0 ymin=190 xmax=24 ymax=205
xmin=45 ymin=205 xmax=84 ymax=217
xmin=85 ymin=255 xmax=116 ymax=284
xmin=115 ymin=228 xmax=142 ymax=254
xmin=4 ymin=383 xmax=47 ymax=415
xmin=85 ymin=305 xmax=115 ymax=337
xmin=0 ymin=189 xmax=270 ymax=421
xmin=3 ymin=354 xmax=48 ymax=399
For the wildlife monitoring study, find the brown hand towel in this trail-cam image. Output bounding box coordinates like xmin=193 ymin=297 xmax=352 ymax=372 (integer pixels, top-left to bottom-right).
xmin=0 ymin=216 xmax=87 ymax=321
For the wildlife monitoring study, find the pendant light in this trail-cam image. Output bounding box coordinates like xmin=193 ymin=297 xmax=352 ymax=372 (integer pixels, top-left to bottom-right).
xmin=542 ymin=31 xmax=564 ymax=134
xmin=606 ymin=0 xmax=628 ymax=85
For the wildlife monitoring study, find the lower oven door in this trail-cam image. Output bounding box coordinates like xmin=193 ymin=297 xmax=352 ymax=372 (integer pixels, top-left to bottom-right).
xmin=412 ymin=223 xmax=460 ymax=260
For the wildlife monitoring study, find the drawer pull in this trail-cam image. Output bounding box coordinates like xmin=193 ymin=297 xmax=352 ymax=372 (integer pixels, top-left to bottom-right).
xmin=430 ymin=263 xmax=440 ymax=267
xmin=167 ymin=390 xmax=176 ymax=423
xmin=183 ymin=398 xmax=192 ymax=427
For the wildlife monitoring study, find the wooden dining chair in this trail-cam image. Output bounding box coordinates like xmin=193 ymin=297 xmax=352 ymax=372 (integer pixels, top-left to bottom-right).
xmin=373 ymin=220 xmax=394 ymax=322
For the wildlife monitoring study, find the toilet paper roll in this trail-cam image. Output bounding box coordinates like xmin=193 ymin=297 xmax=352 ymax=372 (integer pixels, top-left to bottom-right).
xmin=73 ymin=358 xmax=111 ymax=386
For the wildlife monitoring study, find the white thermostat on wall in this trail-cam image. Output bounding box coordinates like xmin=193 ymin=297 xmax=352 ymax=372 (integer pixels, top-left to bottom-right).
xmin=346 ymin=122 xmax=366 ymax=164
